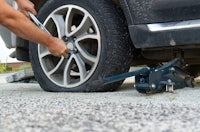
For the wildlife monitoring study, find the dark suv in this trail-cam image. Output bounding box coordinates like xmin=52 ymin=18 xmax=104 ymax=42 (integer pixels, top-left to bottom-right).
xmin=1 ymin=0 xmax=200 ymax=92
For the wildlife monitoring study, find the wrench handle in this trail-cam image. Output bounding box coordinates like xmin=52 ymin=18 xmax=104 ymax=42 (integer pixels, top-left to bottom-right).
xmin=28 ymin=12 xmax=50 ymax=34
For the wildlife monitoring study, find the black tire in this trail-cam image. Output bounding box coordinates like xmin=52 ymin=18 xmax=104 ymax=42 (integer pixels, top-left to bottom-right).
xmin=185 ymin=65 xmax=200 ymax=77
xmin=29 ymin=0 xmax=133 ymax=92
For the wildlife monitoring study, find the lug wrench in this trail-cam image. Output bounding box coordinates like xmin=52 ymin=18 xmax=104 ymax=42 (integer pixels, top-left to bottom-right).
xmin=28 ymin=12 xmax=50 ymax=34
xmin=28 ymin=12 xmax=74 ymax=56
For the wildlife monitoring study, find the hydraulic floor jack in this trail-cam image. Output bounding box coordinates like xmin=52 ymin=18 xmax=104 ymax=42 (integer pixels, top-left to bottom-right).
xmin=88 ymin=58 xmax=194 ymax=94
xmin=29 ymin=12 xmax=194 ymax=94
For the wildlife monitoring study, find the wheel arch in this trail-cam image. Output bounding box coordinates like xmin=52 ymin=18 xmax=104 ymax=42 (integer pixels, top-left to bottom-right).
xmin=31 ymin=0 xmax=121 ymax=11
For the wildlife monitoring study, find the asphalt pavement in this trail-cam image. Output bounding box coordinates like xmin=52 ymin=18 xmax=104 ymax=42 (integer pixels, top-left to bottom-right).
xmin=1 ymin=73 xmax=200 ymax=132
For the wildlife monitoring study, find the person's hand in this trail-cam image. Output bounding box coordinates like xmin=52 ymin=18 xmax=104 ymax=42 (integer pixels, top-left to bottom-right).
xmin=15 ymin=0 xmax=37 ymax=17
xmin=47 ymin=37 xmax=69 ymax=57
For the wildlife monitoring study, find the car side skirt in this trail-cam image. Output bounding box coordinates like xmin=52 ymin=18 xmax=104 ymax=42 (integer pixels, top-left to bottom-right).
xmin=129 ymin=19 xmax=200 ymax=48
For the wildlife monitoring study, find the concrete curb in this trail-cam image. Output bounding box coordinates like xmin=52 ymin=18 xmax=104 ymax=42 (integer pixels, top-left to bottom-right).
xmin=0 ymin=72 xmax=15 ymax=84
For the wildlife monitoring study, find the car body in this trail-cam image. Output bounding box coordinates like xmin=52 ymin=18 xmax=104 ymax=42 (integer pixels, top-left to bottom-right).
xmin=1 ymin=0 xmax=200 ymax=92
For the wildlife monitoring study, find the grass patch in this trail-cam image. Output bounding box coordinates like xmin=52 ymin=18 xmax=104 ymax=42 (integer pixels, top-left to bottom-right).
xmin=0 ymin=63 xmax=9 ymax=73
xmin=0 ymin=59 xmax=32 ymax=73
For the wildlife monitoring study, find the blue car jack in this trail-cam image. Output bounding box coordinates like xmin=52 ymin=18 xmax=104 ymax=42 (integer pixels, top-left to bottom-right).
xmin=89 ymin=58 xmax=194 ymax=94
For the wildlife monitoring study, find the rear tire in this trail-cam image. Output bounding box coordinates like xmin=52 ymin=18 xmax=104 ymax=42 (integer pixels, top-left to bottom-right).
xmin=29 ymin=0 xmax=133 ymax=92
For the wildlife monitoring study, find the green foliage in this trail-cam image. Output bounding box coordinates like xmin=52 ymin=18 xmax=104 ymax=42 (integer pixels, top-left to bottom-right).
xmin=0 ymin=59 xmax=10 ymax=73
xmin=0 ymin=58 xmax=32 ymax=73
xmin=18 ymin=64 xmax=32 ymax=71
xmin=0 ymin=63 xmax=8 ymax=73
xmin=0 ymin=59 xmax=6 ymax=73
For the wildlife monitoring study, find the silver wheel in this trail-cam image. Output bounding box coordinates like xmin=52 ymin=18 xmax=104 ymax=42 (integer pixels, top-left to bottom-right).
xmin=38 ymin=5 xmax=101 ymax=88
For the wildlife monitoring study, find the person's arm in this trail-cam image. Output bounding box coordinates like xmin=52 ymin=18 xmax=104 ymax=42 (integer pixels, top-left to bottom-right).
xmin=0 ymin=0 xmax=68 ymax=57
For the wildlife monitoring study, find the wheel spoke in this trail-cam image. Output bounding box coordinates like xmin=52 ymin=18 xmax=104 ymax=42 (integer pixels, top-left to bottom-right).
xmin=65 ymin=7 xmax=73 ymax=36
xmin=75 ymin=35 xmax=98 ymax=64
xmin=77 ymin=34 xmax=100 ymax=40
xmin=47 ymin=57 xmax=65 ymax=76
xmin=51 ymin=14 xmax=66 ymax=38
xmin=67 ymin=14 xmax=91 ymax=37
xmin=63 ymin=56 xmax=73 ymax=86
xmin=63 ymin=54 xmax=87 ymax=85
xmin=73 ymin=54 xmax=87 ymax=81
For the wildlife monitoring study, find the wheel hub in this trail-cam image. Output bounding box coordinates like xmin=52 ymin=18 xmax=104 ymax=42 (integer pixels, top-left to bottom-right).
xmin=67 ymin=41 xmax=78 ymax=54
xmin=67 ymin=42 xmax=74 ymax=51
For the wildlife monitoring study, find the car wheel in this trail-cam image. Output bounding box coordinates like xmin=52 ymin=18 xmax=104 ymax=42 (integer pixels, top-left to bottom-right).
xmin=29 ymin=0 xmax=133 ymax=92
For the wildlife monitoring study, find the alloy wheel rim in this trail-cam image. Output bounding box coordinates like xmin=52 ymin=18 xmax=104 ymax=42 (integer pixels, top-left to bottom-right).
xmin=38 ymin=5 xmax=101 ymax=88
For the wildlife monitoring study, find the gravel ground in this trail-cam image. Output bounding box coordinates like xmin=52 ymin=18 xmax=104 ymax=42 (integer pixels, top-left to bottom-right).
xmin=1 ymin=77 xmax=200 ymax=132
